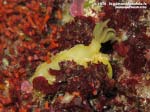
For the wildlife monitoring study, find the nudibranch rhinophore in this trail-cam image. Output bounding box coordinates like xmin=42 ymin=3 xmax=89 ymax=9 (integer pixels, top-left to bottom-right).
xmin=30 ymin=20 xmax=116 ymax=84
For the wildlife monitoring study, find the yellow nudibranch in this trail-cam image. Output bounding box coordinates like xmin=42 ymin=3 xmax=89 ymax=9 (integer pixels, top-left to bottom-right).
xmin=30 ymin=20 xmax=116 ymax=84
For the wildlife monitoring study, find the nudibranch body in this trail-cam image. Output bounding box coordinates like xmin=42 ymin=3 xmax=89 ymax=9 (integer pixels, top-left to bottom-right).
xmin=30 ymin=20 xmax=116 ymax=84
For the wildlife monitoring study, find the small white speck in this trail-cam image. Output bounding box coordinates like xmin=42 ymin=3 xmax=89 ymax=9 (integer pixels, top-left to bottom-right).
xmin=3 ymin=0 xmax=7 ymax=5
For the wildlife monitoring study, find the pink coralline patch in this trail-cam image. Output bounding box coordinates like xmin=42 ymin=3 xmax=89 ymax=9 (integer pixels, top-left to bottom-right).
xmin=21 ymin=80 xmax=33 ymax=93
xmin=70 ymin=0 xmax=85 ymax=17
xmin=145 ymin=49 xmax=150 ymax=61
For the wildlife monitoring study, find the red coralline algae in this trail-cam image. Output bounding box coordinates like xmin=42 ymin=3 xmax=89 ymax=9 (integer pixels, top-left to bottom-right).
xmin=124 ymin=36 xmax=150 ymax=74
xmin=113 ymin=42 xmax=129 ymax=57
xmin=55 ymin=16 xmax=95 ymax=52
